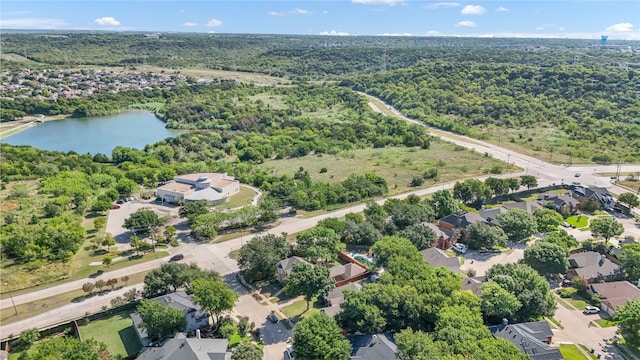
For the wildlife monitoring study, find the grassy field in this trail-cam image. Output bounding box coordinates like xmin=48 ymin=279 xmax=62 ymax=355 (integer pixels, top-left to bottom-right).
xmin=260 ymin=142 xmax=510 ymax=196
xmin=566 ymin=215 xmax=589 ymax=229
xmin=558 ymin=344 xmax=590 ymax=360
xmin=0 ymin=270 xmax=150 ymax=325
xmin=79 ymin=310 xmax=141 ymax=357
xmin=212 ymin=185 xmax=257 ymax=210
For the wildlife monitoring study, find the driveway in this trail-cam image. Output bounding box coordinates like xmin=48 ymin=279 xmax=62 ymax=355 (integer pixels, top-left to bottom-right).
xmin=460 ymin=242 xmax=526 ymax=276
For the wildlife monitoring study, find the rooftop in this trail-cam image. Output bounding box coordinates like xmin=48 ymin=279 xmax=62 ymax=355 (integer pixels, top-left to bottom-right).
xmin=137 ymin=333 xmax=230 ymax=360
xmin=347 ymin=332 xmax=397 ymax=360
xmin=590 ymin=281 xmax=640 ymax=312
xmin=489 ymin=321 xmax=562 ymax=360
xmin=419 ymin=247 xmax=460 ymax=274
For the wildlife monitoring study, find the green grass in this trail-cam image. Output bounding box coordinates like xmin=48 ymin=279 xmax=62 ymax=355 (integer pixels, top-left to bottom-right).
xmin=79 ymin=310 xmax=141 ymax=357
xmin=259 ymin=142 xmax=509 ymax=196
xmin=212 ymin=185 xmax=256 ymax=210
xmin=547 ymin=317 xmax=564 ymax=329
xmin=578 ymin=345 xmax=598 ymax=360
xmin=593 ymin=318 xmax=617 ymax=328
xmin=554 ymin=296 xmax=577 ymax=310
xmin=566 ymin=215 xmax=589 ymax=229
xmin=281 ymin=296 xmax=322 ymax=319
xmin=0 ymin=270 xmax=150 ymax=325
xmin=567 ymin=297 xmax=589 ymax=310
xmin=559 ymin=344 xmax=590 ymax=360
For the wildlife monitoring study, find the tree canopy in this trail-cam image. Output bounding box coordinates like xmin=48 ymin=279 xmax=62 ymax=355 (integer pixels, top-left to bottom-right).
xmin=21 ymin=337 xmax=114 ymax=360
xmin=137 ymin=298 xmax=187 ymax=339
xmin=523 ymin=241 xmax=569 ymax=276
xmin=238 ymin=233 xmax=289 ymax=282
xmin=496 ymin=208 xmax=538 ymax=242
xmin=590 ymin=217 xmax=624 ymax=241
xmin=284 ymin=263 xmax=335 ymax=310
xmin=615 ymin=299 xmax=640 ymax=348
xmin=292 ymin=313 xmax=352 ymax=360
xmin=191 ymin=277 xmax=238 ymax=328
xmin=466 ymin=222 xmax=508 ymax=250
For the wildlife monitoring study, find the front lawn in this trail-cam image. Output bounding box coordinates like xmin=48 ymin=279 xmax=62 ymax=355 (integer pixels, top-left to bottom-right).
xmin=566 ymin=215 xmax=589 ymax=228
xmin=282 ymin=296 xmax=322 ymax=319
xmin=79 ymin=310 xmax=141 ymax=357
xmin=558 ymin=344 xmax=590 ymax=360
xmin=593 ymin=318 xmax=617 ymax=328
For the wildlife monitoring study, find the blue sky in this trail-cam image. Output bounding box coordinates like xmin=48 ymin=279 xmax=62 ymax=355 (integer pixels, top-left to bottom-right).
xmin=1 ymin=1 xmax=639 ymax=40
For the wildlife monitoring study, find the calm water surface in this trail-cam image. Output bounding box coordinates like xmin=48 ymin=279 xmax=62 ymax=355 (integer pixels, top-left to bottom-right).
xmin=2 ymin=111 xmax=181 ymax=155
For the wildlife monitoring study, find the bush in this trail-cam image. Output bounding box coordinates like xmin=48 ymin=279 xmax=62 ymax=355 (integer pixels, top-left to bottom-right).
xmin=319 ymin=167 xmax=328 ymax=173
xmin=556 ymin=288 xmax=576 ymax=298
xmin=410 ymin=176 xmax=424 ymax=187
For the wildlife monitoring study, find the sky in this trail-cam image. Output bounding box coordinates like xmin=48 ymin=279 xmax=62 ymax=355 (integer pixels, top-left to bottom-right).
xmin=1 ymin=1 xmax=639 ymax=40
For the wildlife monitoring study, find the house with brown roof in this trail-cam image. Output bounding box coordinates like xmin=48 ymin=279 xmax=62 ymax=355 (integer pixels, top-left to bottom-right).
xmin=545 ymin=194 xmax=580 ymax=214
xmin=319 ymin=282 xmax=363 ymax=317
xmin=420 ymin=222 xmax=458 ymax=250
xmin=461 ymin=277 xmax=484 ymax=296
xmin=438 ymin=212 xmax=488 ymax=240
xmin=330 ymin=263 xmax=368 ymax=286
xmin=567 ymin=251 xmax=624 ymax=283
xmin=589 ymin=281 xmax=640 ymax=316
xmin=276 ymin=256 xmax=311 ymax=283
xmin=419 ymin=247 xmax=460 ymax=274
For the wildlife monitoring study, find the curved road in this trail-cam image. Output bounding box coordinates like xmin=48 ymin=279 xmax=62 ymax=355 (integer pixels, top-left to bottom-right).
xmin=2 ymin=94 xmax=639 ymax=338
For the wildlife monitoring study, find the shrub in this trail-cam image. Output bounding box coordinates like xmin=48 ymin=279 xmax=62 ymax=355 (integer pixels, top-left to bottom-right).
xmin=319 ymin=167 xmax=328 ymax=173
xmin=556 ymin=288 xmax=576 ymax=298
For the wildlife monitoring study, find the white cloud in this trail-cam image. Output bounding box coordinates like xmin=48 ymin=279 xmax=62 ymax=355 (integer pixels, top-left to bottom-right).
xmin=93 ymin=17 xmax=120 ymax=26
xmin=267 ymin=11 xmax=284 ymax=16
xmin=319 ymin=30 xmax=350 ymax=36
xmin=559 ymin=27 xmax=565 ymax=31
xmin=206 ymin=18 xmax=222 ymax=27
xmin=461 ymin=5 xmax=485 ymax=14
xmin=496 ymin=6 xmax=509 ymax=12
xmin=535 ymin=26 xmax=544 ymax=30
xmin=352 ymin=0 xmax=404 ymax=5
xmin=606 ymin=22 xmax=633 ymax=32
xmin=426 ymin=30 xmax=442 ymax=36
xmin=183 ymin=22 xmax=198 ymax=27
xmin=455 ymin=21 xmax=477 ymax=27
xmin=322 ymin=10 xmax=329 ymax=14
xmin=293 ymin=8 xmax=312 ymax=15
xmin=425 ymin=2 xmax=460 ymax=10
xmin=380 ymin=32 xmax=413 ymax=36
xmin=0 ymin=17 xmax=68 ymax=28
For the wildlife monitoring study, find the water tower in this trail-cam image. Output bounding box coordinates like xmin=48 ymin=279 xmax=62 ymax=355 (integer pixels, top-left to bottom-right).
xmin=601 ymin=35 xmax=608 ymax=46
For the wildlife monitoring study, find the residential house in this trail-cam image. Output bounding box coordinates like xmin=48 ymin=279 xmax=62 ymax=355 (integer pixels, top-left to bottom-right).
xmin=502 ymin=201 xmax=542 ymax=214
xmin=419 ymin=247 xmax=460 ymax=274
xmin=488 ymin=320 xmax=562 ymax=360
xmin=346 ymin=332 xmax=397 ymax=360
xmin=330 ymin=263 xmax=368 ymax=287
xmin=136 ymin=333 xmax=230 ymax=360
xmin=589 ymin=281 xmax=640 ymax=316
xmin=420 ymin=222 xmax=458 ymax=250
xmin=319 ymin=282 xmax=362 ymax=318
xmin=461 ymin=277 xmax=484 ymax=296
xmin=567 ymin=251 xmax=624 ymax=283
xmin=131 ymin=291 xmax=211 ymax=346
xmin=276 ymin=256 xmax=311 ymax=284
xmin=438 ymin=212 xmax=488 ymax=240
xmin=545 ymin=194 xmax=580 ymax=214
xmin=573 ymin=187 xmax=614 ymax=208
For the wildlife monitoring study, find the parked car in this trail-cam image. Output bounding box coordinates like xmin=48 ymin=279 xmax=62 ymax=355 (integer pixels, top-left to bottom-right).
xmin=562 ymin=222 xmax=570 ymax=228
xmin=575 ymin=173 xmax=581 ymax=177
xmin=561 ymin=279 xmax=572 ymax=287
xmin=286 ymin=345 xmax=295 ymax=360
xmin=126 ymin=196 xmax=135 ymax=201
xmin=112 ymin=204 xmax=121 ymax=210
xmin=583 ymin=306 xmax=600 ymax=314
xmin=116 ymin=199 xmax=125 ymax=204
xmin=169 ymin=254 xmax=184 ymax=262
xmin=451 ymin=243 xmax=467 ymax=254
xmin=268 ymin=312 xmax=279 ymax=323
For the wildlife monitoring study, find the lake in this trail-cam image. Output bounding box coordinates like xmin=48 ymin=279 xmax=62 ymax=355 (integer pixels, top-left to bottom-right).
xmin=2 ymin=111 xmax=181 ymax=155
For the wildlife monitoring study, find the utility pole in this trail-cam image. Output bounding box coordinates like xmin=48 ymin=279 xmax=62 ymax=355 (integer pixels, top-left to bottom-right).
xmin=4 ymin=282 xmax=18 ymax=315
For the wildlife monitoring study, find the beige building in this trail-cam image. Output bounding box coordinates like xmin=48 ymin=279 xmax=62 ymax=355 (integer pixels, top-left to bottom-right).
xmin=156 ymin=173 xmax=240 ymax=205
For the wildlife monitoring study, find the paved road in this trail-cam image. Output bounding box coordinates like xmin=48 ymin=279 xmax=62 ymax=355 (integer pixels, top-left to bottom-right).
xmin=2 ymin=93 xmax=639 ymax=338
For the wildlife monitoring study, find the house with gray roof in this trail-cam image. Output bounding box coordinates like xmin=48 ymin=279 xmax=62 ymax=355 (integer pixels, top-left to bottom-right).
xmin=438 ymin=212 xmax=489 ymax=240
xmin=347 ymin=332 xmax=397 ymax=360
xmin=567 ymin=251 xmax=624 ymax=283
xmin=131 ymin=291 xmax=211 ymax=346
xmin=136 ymin=333 xmax=230 ymax=360
xmin=276 ymin=256 xmax=311 ymax=283
xmin=488 ymin=320 xmax=562 ymax=360
xmin=419 ymin=247 xmax=460 ymax=274
xmin=420 ymin=222 xmax=458 ymax=250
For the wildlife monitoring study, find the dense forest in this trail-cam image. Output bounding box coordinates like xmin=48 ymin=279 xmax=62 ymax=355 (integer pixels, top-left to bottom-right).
xmin=341 ymin=63 xmax=640 ymax=162
xmin=1 ymin=32 xmax=637 ymax=79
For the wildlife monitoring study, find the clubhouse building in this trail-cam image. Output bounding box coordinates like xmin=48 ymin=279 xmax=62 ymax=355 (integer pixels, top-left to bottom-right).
xmin=156 ymin=173 xmax=240 ymax=205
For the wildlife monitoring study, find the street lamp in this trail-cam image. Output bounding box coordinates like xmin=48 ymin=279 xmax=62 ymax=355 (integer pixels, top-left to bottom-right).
xmin=4 ymin=282 xmax=18 ymax=315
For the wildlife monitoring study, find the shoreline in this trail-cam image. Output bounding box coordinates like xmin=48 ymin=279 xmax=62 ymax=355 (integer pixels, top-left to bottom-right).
xmin=0 ymin=114 xmax=70 ymax=140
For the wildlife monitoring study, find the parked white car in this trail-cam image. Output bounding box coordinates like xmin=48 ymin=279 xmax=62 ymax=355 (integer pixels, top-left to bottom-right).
xmin=451 ymin=243 xmax=468 ymax=254
xmin=583 ymin=306 xmax=600 ymax=314
xmin=286 ymin=345 xmax=295 ymax=360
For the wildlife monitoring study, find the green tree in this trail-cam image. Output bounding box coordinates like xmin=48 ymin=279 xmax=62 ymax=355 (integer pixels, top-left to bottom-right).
xmin=296 ymin=226 xmax=344 ymax=264
xmin=590 ymin=216 xmax=624 ymax=241
xmin=618 ymin=192 xmax=639 ymax=208
xmin=453 ymin=178 xmax=491 ymax=207
xmin=371 ymin=236 xmax=423 ymax=268
xmin=292 ymin=313 xmax=351 ymax=360
xmin=429 ymin=190 xmax=460 ymax=219
xmin=238 ymin=233 xmax=289 ymax=281
xmin=102 ymin=256 xmax=112 ymax=270
xmin=233 ymin=340 xmax=263 ymax=360
xmin=164 ymin=225 xmax=177 ymax=242
xmin=115 ymin=178 xmax=137 ymax=195
xmin=16 ymin=328 xmax=40 ymax=351
xmin=506 ymin=177 xmax=521 ymax=193
xmin=91 ymin=199 xmax=112 ymax=213
xmin=342 ymin=221 xmax=383 ymax=246
xmin=21 ymin=337 xmax=113 ymax=360
xmin=82 ymin=282 xmax=95 ymax=294
xmin=336 ymin=290 xmax=387 ymax=333
xmin=519 ymin=175 xmax=538 ymax=189
xmin=124 ymin=209 xmax=163 ymax=232
xmin=480 ymin=282 xmax=522 ymax=320
xmin=142 ymin=262 xmax=219 ymax=298
xmin=496 ymin=208 xmax=538 ymax=242
xmin=137 ymin=298 xmax=187 ymax=339
xmin=533 ymin=208 xmax=564 ymax=232
xmin=524 ymin=242 xmax=569 ymax=276
xmin=485 ymin=177 xmax=509 ymax=197
xmin=621 ymin=243 xmax=640 ymax=282
xmin=466 ymin=222 xmax=508 ymax=250
xmin=94 ymin=217 xmax=106 ymax=231
xmin=580 ymin=199 xmax=601 ymax=213
xmin=398 ymin=224 xmax=437 ymax=250
xmin=540 ymin=230 xmax=578 ymax=251
xmin=130 ymin=234 xmax=141 ymax=256
xmin=179 ymin=200 xmax=209 ymax=220
xmin=615 ymin=299 xmax=640 ymax=347
xmin=486 ymin=263 xmax=556 ymax=322
xmin=191 ymin=277 xmax=238 ymax=329
xmin=285 ymin=263 xmax=335 ymax=310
